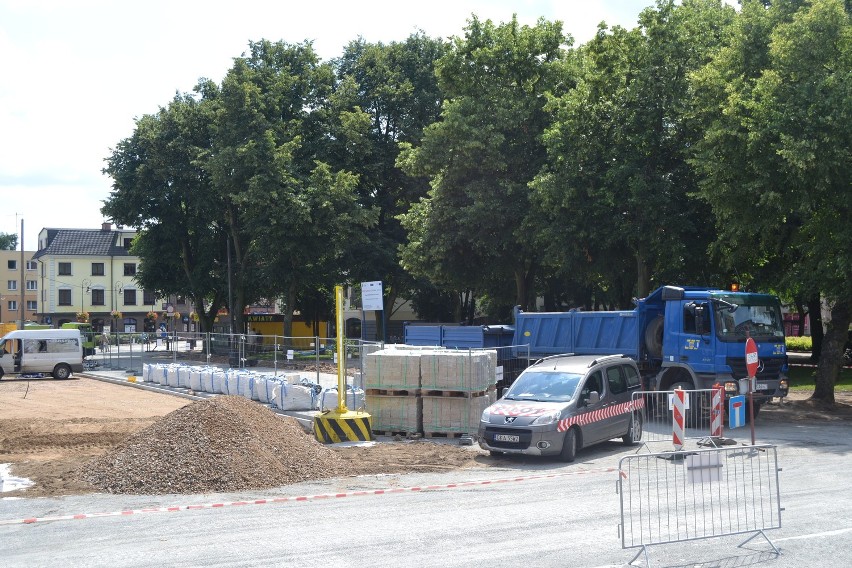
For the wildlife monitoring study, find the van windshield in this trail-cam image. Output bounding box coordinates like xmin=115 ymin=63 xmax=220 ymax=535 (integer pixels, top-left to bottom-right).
xmin=503 ymin=371 xmax=581 ymax=403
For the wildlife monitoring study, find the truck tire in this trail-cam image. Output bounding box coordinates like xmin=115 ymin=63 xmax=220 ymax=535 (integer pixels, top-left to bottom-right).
xmin=52 ymin=363 xmax=72 ymax=380
xmin=645 ymin=316 xmax=664 ymax=358
xmin=559 ymin=428 xmax=578 ymax=462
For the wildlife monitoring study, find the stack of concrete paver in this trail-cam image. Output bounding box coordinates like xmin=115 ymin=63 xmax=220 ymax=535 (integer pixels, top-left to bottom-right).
xmin=363 ymin=347 xmax=498 ymax=437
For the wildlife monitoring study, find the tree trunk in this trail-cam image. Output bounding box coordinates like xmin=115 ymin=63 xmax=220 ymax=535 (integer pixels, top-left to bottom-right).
xmin=282 ymin=282 xmax=296 ymax=338
xmin=636 ymin=251 xmax=650 ymax=299
xmin=807 ymin=296 xmax=824 ymax=362
xmin=811 ymin=301 xmax=850 ymax=404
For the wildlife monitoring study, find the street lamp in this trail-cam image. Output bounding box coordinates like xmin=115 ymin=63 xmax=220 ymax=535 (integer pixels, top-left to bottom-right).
xmin=113 ymin=281 xmax=123 ymax=332
xmin=81 ymin=279 xmax=92 ymax=315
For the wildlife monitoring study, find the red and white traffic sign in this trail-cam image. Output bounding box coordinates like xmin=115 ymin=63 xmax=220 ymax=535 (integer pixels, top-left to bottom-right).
xmin=745 ymin=337 xmax=759 ymax=378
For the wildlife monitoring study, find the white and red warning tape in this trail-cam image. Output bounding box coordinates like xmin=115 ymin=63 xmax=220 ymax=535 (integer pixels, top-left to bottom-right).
xmin=0 ymin=467 xmax=616 ymax=526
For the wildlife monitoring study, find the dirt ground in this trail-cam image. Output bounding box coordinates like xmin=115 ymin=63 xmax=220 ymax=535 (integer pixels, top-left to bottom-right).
xmin=0 ymin=377 xmax=486 ymax=498
xmin=1 ymin=376 xmax=850 ymax=499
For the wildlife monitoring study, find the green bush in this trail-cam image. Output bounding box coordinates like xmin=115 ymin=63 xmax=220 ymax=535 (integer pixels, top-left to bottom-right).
xmin=786 ymin=336 xmax=812 ymax=352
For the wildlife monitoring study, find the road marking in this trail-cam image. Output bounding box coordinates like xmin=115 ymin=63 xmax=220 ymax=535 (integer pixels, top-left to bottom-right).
xmin=0 ymin=467 xmax=616 ymax=526
xmin=774 ymin=527 xmax=852 ymax=542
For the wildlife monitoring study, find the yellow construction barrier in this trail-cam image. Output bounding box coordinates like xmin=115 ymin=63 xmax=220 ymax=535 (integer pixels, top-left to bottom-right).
xmin=314 ymin=286 xmax=373 ymax=443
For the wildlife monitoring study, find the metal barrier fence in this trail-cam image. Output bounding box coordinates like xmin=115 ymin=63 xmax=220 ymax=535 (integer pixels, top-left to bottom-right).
xmin=82 ymin=333 xmax=529 ymax=396
xmin=84 ymin=331 xmax=382 ymax=387
xmin=618 ymin=444 xmax=782 ymax=566
xmin=633 ymin=389 xmax=717 ymax=450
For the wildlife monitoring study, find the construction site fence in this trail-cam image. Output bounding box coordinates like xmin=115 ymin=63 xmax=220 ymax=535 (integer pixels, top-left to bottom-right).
xmin=633 ymin=389 xmax=718 ymax=450
xmin=618 ymin=444 xmax=782 ymax=566
xmin=84 ymin=333 xmax=531 ymax=393
xmin=86 ymin=331 xmax=383 ymax=388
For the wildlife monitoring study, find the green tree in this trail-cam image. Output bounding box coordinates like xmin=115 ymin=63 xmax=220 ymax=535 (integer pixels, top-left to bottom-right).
xmin=102 ymin=89 xmax=228 ymax=333
xmin=398 ymin=15 xmax=569 ymax=312
xmin=692 ymin=0 xmax=851 ymax=402
xmin=331 ymin=33 xmax=447 ymax=334
xmin=534 ymin=0 xmax=735 ymax=305
xmin=0 ymin=232 xmax=17 ymax=250
xmin=209 ymin=40 xmax=376 ymax=337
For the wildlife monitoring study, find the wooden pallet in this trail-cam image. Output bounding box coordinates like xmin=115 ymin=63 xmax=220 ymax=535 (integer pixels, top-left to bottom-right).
xmin=366 ymin=388 xmax=418 ymax=397
xmin=373 ymin=430 xmax=422 ymax=438
xmin=423 ymin=431 xmax=473 ymax=439
xmin=420 ymin=389 xmax=490 ymax=398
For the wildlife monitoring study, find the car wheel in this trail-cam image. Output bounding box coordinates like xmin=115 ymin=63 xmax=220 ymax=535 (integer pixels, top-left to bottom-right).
xmin=622 ymin=412 xmax=643 ymax=446
xmin=559 ymin=428 xmax=577 ymax=463
xmin=52 ymin=364 xmax=72 ymax=380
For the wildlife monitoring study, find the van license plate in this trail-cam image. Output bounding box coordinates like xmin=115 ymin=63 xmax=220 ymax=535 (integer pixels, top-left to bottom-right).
xmin=495 ymin=434 xmax=520 ymax=443
xmin=756 ymin=383 xmax=768 ymax=391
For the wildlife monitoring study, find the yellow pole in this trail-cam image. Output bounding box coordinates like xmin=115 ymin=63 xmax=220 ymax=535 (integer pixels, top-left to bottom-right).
xmin=335 ymin=285 xmax=347 ymax=413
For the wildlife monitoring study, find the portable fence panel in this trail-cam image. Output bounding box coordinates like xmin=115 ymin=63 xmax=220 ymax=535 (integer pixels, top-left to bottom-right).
xmin=634 ymin=390 xmax=715 ymax=448
xmin=618 ymin=445 xmax=782 ymax=549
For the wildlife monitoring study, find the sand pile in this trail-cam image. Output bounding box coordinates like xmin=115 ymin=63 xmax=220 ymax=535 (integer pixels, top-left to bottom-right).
xmin=80 ymin=395 xmax=355 ymax=494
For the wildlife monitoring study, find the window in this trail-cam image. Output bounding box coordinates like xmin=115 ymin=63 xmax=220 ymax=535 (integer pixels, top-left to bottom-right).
xmin=26 ymin=300 xmax=37 ymax=311
xmin=623 ymin=365 xmax=641 ymax=389
xmin=58 ymin=262 xmax=72 ymax=276
xmin=177 ymin=295 xmax=186 ymax=305
xmin=143 ymin=290 xmax=156 ymax=305
xmin=58 ymin=289 xmax=72 ymax=306
xmin=7 ymin=280 xmax=16 ymax=291
xmin=123 ymin=263 xmax=136 ymax=276
xmin=581 ymin=370 xmax=604 ymax=400
xmin=124 ymin=288 xmax=137 ymax=305
xmin=91 ymin=288 xmax=105 ymax=306
xmin=26 ymin=261 xmax=36 ymax=270
xmin=123 ymin=238 xmax=133 ymax=249
xmin=684 ymin=302 xmax=711 ymax=335
xmin=26 ymin=280 xmax=37 ymax=291
xmin=606 ymin=366 xmax=627 ymax=395
xmin=7 ymin=300 xmax=16 ymax=311
xmin=7 ymin=260 xmax=16 ymax=270
xmin=92 ymin=262 xmax=105 ymax=276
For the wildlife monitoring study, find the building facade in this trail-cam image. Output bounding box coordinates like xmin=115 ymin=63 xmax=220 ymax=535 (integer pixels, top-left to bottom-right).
xmin=0 ymin=250 xmax=39 ymax=324
xmin=33 ymin=224 xmax=162 ymax=332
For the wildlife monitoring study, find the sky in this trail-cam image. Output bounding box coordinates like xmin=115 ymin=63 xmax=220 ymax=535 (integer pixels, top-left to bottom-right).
xmin=0 ymin=0 xmax=734 ymax=249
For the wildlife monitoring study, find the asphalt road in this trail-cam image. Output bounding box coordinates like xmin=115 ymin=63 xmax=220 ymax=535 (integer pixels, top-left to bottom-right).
xmin=2 ymin=418 xmax=851 ymax=568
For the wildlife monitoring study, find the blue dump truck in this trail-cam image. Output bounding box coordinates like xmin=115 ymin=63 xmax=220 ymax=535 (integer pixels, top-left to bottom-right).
xmin=513 ymin=285 xmax=789 ymax=414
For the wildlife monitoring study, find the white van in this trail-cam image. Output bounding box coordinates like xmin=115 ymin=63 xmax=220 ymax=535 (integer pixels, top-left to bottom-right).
xmin=0 ymin=329 xmax=84 ymax=380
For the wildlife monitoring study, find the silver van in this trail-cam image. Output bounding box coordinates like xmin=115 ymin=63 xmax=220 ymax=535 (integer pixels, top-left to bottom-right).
xmin=0 ymin=329 xmax=84 ymax=380
xmin=479 ymin=354 xmax=643 ymax=462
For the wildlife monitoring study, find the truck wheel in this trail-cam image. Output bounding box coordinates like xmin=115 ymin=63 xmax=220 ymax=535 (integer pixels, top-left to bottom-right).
xmin=645 ymin=317 xmax=664 ymax=358
xmin=559 ymin=428 xmax=578 ymax=463
xmin=623 ymin=413 xmax=643 ymax=446
xmin=52 ymin=364 xmax=72 ymax=380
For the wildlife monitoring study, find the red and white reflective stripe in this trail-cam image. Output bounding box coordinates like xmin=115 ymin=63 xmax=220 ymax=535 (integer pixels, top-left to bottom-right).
xmin=556 ymin=397 xmax=643 ymax=433
xmin=672 ymin=388 xmax=685 ymax=450
xmin=0 ymin=467 xmax=617 ymax=526
xmin=711 ymin=385 xmax=724 ymax=437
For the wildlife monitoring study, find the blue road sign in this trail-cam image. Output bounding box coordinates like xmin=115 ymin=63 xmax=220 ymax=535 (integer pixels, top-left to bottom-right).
xmin=729 ymin=395 xmax=746 ymax=429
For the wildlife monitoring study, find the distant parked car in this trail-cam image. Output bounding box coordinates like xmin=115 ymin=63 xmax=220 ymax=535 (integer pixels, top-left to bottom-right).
xmin=479 ymin=354 xmax=643 ymax=461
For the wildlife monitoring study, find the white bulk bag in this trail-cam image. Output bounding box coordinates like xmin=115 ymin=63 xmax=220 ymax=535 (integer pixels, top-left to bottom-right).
xmin=273 ymin=383 xmax=315 ymax=411
xmin=254 ymin=376 xmax=281 ymax=404
xmin=320 ymin=386 xmax=366 ymax=412
xmin=188 ymin=368 xmax=204 ymax=391
xmin=210 ymin=370 xmax=227 ymax=394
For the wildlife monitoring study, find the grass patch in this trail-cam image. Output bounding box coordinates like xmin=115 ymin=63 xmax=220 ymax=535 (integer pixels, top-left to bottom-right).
xmin=786 ymin=364 xmax=852 ymax=391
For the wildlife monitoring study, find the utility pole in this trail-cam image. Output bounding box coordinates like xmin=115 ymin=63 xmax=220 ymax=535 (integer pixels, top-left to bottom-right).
xmin=19 ymin=218 xmax=24 ymax=330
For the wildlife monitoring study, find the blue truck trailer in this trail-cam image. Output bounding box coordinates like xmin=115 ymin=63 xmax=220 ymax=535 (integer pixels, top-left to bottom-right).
xmin=513 ymin=285 xmax=789 ymax=412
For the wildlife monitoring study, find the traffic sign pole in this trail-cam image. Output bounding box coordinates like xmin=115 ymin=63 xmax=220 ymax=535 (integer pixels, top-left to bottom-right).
xmin=745 ymin=337 xmax=758 ymax=445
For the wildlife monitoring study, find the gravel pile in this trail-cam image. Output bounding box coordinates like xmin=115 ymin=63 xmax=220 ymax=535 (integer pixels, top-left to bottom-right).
xmin=80 ymin=395 xmax=356 ymax=494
